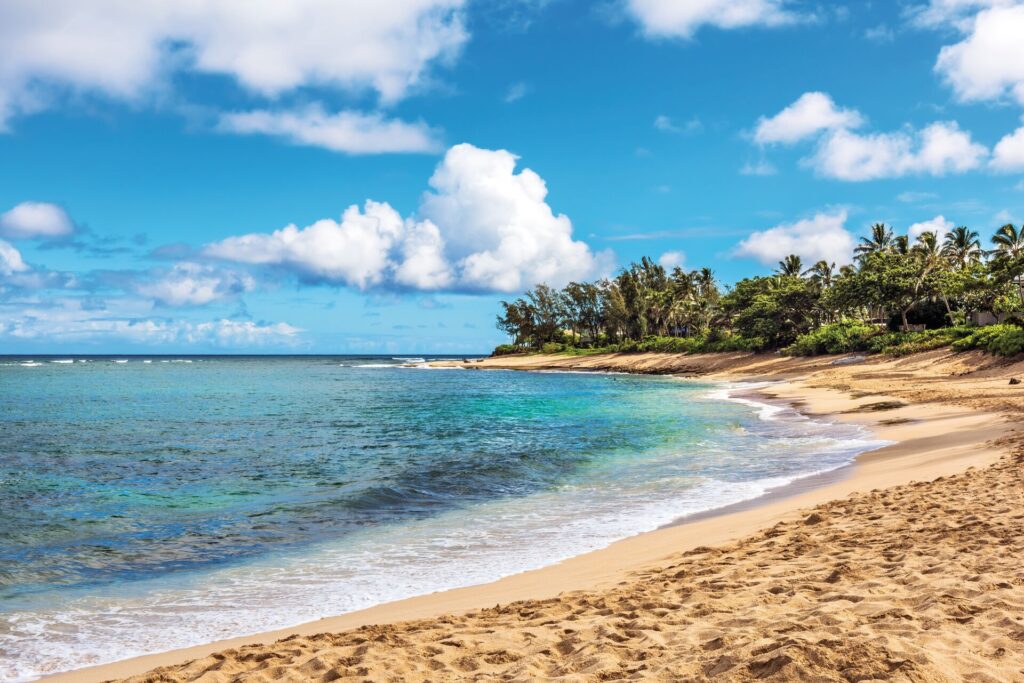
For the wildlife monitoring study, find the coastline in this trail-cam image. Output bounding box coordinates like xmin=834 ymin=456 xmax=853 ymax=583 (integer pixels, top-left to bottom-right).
xmin=43 ymin=349 xmax=1023 ymax=682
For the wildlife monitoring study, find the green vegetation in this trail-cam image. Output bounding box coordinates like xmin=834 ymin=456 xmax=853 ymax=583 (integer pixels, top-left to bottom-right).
xmin=952 ymin=323 xmax=1024 ymax=357
xmin=495 ymin=223 xmax=1024 ymax=358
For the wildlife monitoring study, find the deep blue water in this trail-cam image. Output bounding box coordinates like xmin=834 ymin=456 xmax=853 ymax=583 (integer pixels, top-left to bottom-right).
xmin=0 ymin=355 xmax=882 ymax=681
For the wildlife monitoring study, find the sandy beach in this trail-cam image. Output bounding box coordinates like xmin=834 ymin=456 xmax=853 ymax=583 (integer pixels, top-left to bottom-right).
xmin=46 ymin=349 xmax=1024 ymax=682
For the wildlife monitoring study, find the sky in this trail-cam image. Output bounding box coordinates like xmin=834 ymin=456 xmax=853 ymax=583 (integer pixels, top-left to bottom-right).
xmin=1 ymin=0 xmax=1023 ymax=354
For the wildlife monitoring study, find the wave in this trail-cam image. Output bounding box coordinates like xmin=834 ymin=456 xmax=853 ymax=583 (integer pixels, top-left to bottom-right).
xmin=50 ymin=359 xmax=74 ymax=364
xmin=0 ymin=375 xmax=889 ymax=681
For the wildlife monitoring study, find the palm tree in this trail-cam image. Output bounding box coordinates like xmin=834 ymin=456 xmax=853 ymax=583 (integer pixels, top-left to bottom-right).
xmin=689 ymin=268 xmax=719 ymax=335
xmin=803 ymin=260 xmax=836 ymax=324
xmin=803 ymin=260 xmax=836 ymax=289
xmin=991 ymin=223 xmax=1024 ymax=305
xmin=942 ymin=226 xmax=982 ymax=269
xmin=991 ymin=223 xmax=1024 ymax=259
xmin=913 ymin=230 xmax=943 ymax=261
xmin=775 ymin=254 xmax=803 ymax=277
xmin=855 ymin=223 xmax=894 ymax=260
xmin=911 ymin=231 xmax=954 ymax=320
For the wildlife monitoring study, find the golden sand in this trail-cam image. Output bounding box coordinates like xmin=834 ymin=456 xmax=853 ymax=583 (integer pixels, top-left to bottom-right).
xmin=48 ymin=349 xmax=1024 ymax=682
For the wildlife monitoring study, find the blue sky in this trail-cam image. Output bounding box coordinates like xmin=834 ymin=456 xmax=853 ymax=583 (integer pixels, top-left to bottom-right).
xmin=1 ymin=0 xmax=1023 ymax=353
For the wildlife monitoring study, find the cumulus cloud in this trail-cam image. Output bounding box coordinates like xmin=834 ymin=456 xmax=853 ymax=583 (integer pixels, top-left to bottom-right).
xmin=624 ymin=0 xmax=800 ymax=38
xmin=734 ymin=210 xmax=855 ymax=266
xmin=0 ymin=0 xmax=466 ymax=128
xmin=908 ymin=215 xmax=955 ymax=241
xmin=658 ymin=251 xmax=685 ymax=269
xmin=205 ymin=143 xmax=608 ymax=294
xmin=991 ymin=120 xmax=1024 ymax=172
xmin=934 ymin=4 xmax=1024 ymax=105
xmin=0 ymin=239 xmax=29 ymax=275
xmin=0 ymin=201 xmax=74 ymax=239
xmin=754 ymin=92 xmax=864 ymax=145
xmin=809 ymin=121 xmax=987 ymax=181
xmin=205 ymin=200 xmax=445 ymax=289
xmin=218 ymin=106 xmax=442 ymax=155
xmin=135 ymin=262 xmax=256 ymax=307
xmin=751 ymin=92 xmax=989 ymax=181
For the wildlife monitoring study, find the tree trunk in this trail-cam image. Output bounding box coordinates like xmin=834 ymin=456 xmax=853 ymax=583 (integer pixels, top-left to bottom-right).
xmin=940 ymin=293 xmax=952 ymax=322
xmin=901 ymin=308 xmax=910 ymax=331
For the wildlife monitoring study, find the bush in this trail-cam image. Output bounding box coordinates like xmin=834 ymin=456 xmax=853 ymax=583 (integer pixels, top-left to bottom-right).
xmin=491 ymin=344 xmax=520 ymax=356
xmin=785 ymin=322 xmax=883 ymax=356
xmin=952 ymin=324 xmax=1024 ymax=357
xmin=540 ymin=342 xmax=566 ymax=354
xmin=785 ymin=324 xmax=978 ymax=357
xmin=867 ymin=327 xmax=974 ymax=356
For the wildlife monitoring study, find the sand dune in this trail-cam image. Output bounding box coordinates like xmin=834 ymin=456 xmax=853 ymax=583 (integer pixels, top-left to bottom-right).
xmin=56 ymin=349 xmax=1024 ymax=682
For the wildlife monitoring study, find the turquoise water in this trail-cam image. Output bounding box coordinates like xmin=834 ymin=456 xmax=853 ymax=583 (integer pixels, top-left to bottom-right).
xmin=0 ymin=356 xmax=882 ymax=680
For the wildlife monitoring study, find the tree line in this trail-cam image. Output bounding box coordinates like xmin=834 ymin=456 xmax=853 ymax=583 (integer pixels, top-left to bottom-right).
xmin=495 ymin=223 xmax=1024 ymax=354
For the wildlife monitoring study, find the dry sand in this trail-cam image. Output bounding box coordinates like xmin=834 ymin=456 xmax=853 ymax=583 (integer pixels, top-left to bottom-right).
xmin=46 ymin=349 xmax=1024 ymax=682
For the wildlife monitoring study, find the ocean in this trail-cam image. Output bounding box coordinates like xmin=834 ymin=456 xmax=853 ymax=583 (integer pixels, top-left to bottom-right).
xmin=0 ymin=356 xmax=884 ymax=681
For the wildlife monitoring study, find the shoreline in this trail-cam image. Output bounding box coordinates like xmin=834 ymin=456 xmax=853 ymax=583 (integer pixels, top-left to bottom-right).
xmin=43 ymin=349 xmax=1022 ymax=682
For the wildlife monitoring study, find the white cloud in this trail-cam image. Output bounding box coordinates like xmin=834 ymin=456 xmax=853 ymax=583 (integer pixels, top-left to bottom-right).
xmin=135 ymin=262 xmax=256 ymax=306
xmin=734 ymin=209 xmax=855 ymax=266
xmin=658 ymin=250 xmax=685 ymax=269
xmin=504 ymin=82 xmax=528 ymax=103
xmin=0 ymin=239 xmax=29 ymax=275
xmin=0 ymin=201 xmax=74 ymax=239
xmin=0 ymin=0 xmax=466 ymax=128
xmin=864 ymin=24 xmax=895 ymax=42
xmin=418 ymin=143 xmax=610 ymax=291
xmin=740 ymin=159 xmax=777 ymax=176
xmin=897 ymin=190 xmax=939 ymax=203
xmin=933 ymin=4 xmax=1024 ymax=105
xmin=625 ymin=0 xmax=800 ymax=38
xmin=810 ymin=121 xmax=987 ymax=181
xmin=751 ymin=92 xmax=989 ymax=181
xmin=204 ymin=200 xmax=422 ymax=289
xmin=1 ymin=309 xmax=300 ymax=346
xmin=754 ymin=92 xmax=864 ymax=145
xmin=991 ymin=120 xmax=1024 ymax=172
xmin=654 ymin=114 xmax=702 ymax=134
xmin=906 ymin=0 xmax=1010 ymax=29
xmin=205 ymin=144 xmax=608 ymax=293
xmin=908 ymin=215 xmax=955 ymax=241
xmin=219 ymin=106 xmax=441 ymax=155
xmin=994 ymin=208 xmax=1018 ymax=224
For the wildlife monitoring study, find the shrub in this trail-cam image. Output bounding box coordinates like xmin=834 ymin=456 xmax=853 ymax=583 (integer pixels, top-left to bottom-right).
xmin=491 ymin=344 xmax=521 ymax=356
xmin=540 ymin=342 xmax=566 ymax=354
xmin=785 ymin=322 xmax=883 ymax=356
xmin=952 ymin=324 xmax=1024 ymax=357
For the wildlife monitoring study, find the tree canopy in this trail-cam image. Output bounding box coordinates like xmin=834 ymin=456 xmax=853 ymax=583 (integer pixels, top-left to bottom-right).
xmin=496 ymin=222 xmax=1024 ymax=354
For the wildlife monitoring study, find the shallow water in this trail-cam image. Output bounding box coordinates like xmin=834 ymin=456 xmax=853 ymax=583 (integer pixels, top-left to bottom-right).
xmin=0 ymin=356 xmax=884 ymax=681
